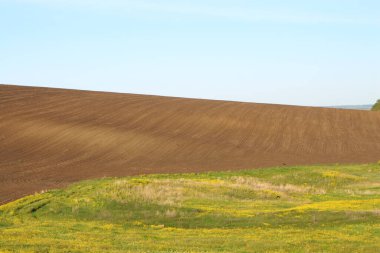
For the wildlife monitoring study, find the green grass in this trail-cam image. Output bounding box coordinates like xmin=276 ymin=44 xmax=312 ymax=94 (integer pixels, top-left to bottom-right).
xmin=1 ymin=163 xmax=380 ymax=252
xmin=372 ymin=99 xmax=380 ymax=111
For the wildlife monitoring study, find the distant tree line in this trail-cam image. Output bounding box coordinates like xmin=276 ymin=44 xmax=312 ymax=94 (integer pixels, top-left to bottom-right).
xmin=372 ymin=100 xmax=380 ymax=111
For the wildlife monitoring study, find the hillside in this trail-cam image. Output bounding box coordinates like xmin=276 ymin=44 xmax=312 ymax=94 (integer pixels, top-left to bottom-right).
xmin=1 ymin=164 xmax=379 ymax=252
xmin=1 ymin=84 xmax=380 ymax=204
xmin=372 ymin=100 xmax=380 ymax=111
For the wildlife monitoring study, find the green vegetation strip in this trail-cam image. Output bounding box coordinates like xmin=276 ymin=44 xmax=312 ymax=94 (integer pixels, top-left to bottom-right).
xmin=372 ymin=100 xmax=380 ymax=111
xmin=1 ymin=164 xmax=380 ymax=252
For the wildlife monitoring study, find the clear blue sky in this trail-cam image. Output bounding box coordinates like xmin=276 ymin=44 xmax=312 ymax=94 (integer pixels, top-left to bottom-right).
xmin=1 ymin=0 xmax=379 ymax=106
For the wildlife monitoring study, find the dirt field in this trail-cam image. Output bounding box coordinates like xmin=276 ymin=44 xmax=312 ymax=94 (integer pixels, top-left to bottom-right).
xmin=1 ymin=84 xmax=380 ymax=204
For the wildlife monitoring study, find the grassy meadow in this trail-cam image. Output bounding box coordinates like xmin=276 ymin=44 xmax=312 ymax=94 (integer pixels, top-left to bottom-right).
xmin=1 ymin=163 xmax=380 ymax=252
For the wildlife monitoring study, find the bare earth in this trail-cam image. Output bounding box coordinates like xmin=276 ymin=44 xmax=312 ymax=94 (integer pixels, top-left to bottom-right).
xmin=1 ymin=84 xmax=380 ymax=204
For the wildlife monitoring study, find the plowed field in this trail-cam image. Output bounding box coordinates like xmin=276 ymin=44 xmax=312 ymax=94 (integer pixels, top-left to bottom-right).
xmin=1 ymin=84 xmax=379 ymax=203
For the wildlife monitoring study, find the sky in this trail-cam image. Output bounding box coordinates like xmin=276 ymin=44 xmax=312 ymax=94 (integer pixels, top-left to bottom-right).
xmin=1 ymin=0 xmax=379 ymax=106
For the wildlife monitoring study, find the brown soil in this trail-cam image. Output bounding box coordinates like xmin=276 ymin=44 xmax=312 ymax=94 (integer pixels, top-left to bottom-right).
xmin=1 ymin=84 xmax=380 ymax=204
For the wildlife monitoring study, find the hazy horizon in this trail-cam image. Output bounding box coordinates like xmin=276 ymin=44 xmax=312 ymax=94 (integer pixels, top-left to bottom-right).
xmin=1 ymin=0 xmax=379 ymax=106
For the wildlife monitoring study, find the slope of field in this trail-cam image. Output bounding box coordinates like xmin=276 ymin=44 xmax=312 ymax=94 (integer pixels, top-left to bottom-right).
xmin=1 ymin=84 xmax=380 ymax=204
xmin=1 ymin=164 xmax=379 ymax=252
